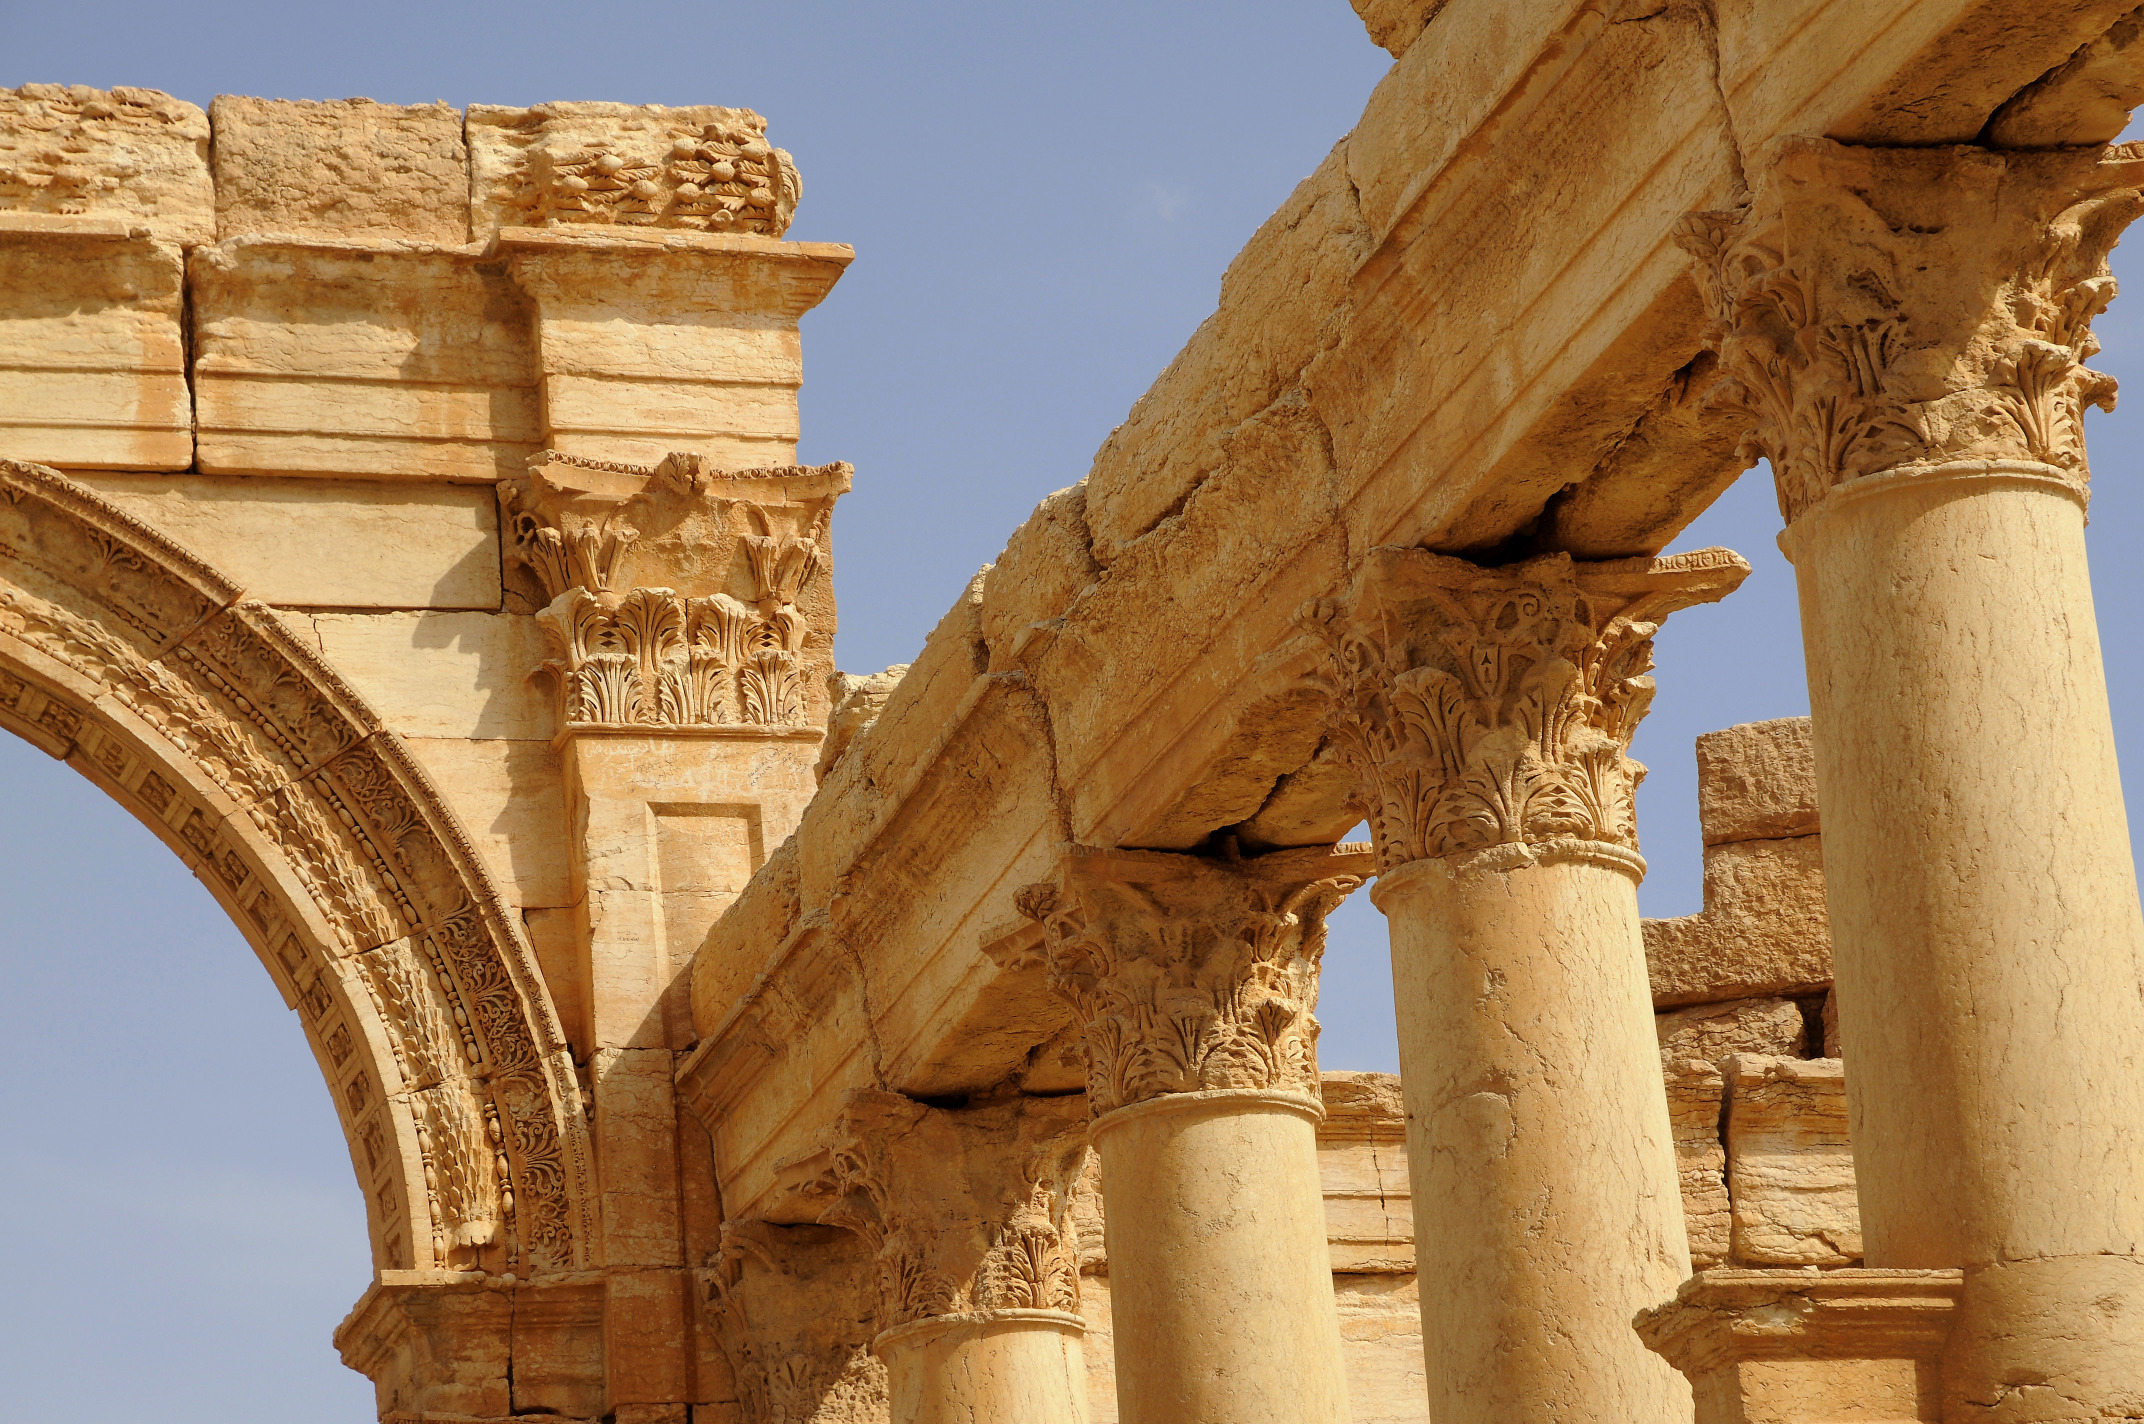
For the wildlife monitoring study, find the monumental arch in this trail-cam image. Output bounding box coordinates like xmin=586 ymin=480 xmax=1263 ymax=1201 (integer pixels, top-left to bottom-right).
xmin=6 ymin=1 xmax=2144 ymax=1419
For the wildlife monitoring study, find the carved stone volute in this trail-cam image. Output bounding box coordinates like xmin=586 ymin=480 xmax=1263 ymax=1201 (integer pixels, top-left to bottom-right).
xmin=501 ymin=450 xmax=849 ymax=732
xmin=814 ymin=1091 xmax=1088 ymax=1334
xmin=1676 ymin=137 xmax=2144 ymax=524
xmin=1302 ymin=547 xmax=1748 ymax=876
xmin=1016 ymin=845 xmax=1370 ymax=1118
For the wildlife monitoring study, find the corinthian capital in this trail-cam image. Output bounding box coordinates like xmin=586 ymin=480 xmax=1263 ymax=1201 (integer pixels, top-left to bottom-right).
xmin=1015 ymin=845 xmax=1371 ymax=1118
xmin=1302 ymin=547 xmax=1747 ymax=876
xmin=1676 ymin=138 xmax=2144 ymax=524
xmin=816 ymin=1091 xmax=1089 ymax=1333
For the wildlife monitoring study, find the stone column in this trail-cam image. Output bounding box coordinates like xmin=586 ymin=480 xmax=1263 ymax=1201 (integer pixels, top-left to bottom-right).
xmin=1303 ymin=545 xmax=1748 ymax=1422
xmin=1018 ymin=844 xmax=1368 ymax=1424
xmin=1677 ymin=137 xmax=2144 ymax=1417
xmin=820 ymin=1090 xmax=1093 ymax=1424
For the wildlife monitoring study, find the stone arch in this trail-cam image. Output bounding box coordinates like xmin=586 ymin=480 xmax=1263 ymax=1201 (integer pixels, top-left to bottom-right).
xmin=0 ymin=456 xmax=595 ymax=1275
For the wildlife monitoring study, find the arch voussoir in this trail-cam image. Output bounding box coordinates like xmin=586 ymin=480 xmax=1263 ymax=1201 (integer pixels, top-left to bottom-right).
xmin=0 ymin=455 xmax=594 ymax=1277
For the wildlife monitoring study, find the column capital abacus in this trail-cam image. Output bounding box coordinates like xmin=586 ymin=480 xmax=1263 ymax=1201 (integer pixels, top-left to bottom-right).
xmin=1015 ymin=844 xmax=1370 ymax=1119
xmin=1675 ymin=136 xmax=2144 ymax=525
xmin=1300 ymin=546 xmax=1746 ymax=878
xmin=815 ymin=1090 xmax=1088 ymax=1339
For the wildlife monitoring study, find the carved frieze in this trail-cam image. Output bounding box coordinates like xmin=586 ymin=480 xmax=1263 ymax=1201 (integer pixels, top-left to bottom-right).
xmin=816 ymin=1091 xmax=1088 ymax=1331
xmin=1017 ymin=845 xmax=1370 ymax=1117
xmin=1301 ymin=547 xmax=1747 ymax=875
xmin=502 ymin=450 xmax=848 ymax=732
xmin=471 ymin=103 xmax=799 ymax=237
xmin=0 ymin=83 xmax=213 ymax=242
xmin=1676 ymin=138 xmax=2144 ymax=524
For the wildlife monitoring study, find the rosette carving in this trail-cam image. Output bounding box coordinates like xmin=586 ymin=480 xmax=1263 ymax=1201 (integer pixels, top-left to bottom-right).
xmin=815 ymin=1091 xmax=1087 ymax=1331
xmin=1016 ymin=845 xmax=1370 ymax=1117
xmin=1675 ymin=138 xmax=2144 ymax=523
xmin=1302 ymin=547 xmax=1748 ymax=875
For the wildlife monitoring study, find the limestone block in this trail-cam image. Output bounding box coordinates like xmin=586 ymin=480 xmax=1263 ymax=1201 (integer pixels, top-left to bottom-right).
xmin=978 ymin=483 xmax=1100 ymax=673
xmin=1696 ymin=716 xmax=1819 ymax=844
xmin=1724 ymin=1055 xmax=1861 ymax=1267
xmin=402 ymin=737 xmax=570 ymax=910
xmin=0 ymin=227 xmax=190 ymax=469
xmin=496 ymin=226 xmax=849 ymax=469
xmin=526 ymin=906 xmax=590 ymax=1063
xmin=1665 ymin=1060 xmax=1731 ymax=1269
xmin=210 ymin=97 xmax=469 ymax=242
xmin=593 ymin=1047 xmax=684 ymax=1268
xmin=468 ymin=102 xmax=799 ymax=239
xmin=1351 ymin=0 xmax=1449 ymax=58
xmin=1657 ymin=996 xmax=1807 ymax=1065
xmin=1645 ymin=836 xmax=1833 ymax=1006
xmin=606 ymin=1268 xmax=692 ymax=1407
xmin=816 ymin=665 xmax=909 ymax=783
xmin=1989 ymin=8 xmax=2144 ymax=146
xmin=0 ymin=85 xmax=212 ymax=244
xmin=190 ymin=239 xmax=540 ymax=480
xmin=1334 ymin=1275 xmax=1430 ymax=1424
xmin=295 ymin=611 xmax=553 ymax=741
xmin=1320 ymin=1071 xmax=1414 ymax=1273
xmin=77 ymin=474 xmax=501 ymax=609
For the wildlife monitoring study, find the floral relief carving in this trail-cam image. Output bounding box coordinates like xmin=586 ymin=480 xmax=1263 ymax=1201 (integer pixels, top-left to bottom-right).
xmin=1675 ymin=138 xmax=2144 ymax=523
xmin=502 ymin=107 xmax=800 ymax=236
xmin=1300 ymin=547 xmax=1747 ymax=876
xmin=0 ymin=456 xmax=594 ymax=1276
xmin=1016 ymin=844 xmax=1369 ymax=1117
xmin=505 ymin=450 xmax=843 ymax=731
xmin=817 ymin=1091 xmax=1087 ymax=1331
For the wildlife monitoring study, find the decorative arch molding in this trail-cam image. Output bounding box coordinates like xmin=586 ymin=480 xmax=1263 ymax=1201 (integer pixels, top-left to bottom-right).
xmin=0 ymin=456 xmax=595 ymax=1276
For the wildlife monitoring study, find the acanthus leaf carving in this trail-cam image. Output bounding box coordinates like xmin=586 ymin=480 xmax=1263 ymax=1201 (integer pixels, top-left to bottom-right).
xmin=1017 ymin=845 xmax=1370 ymax=1118
xmin=1300 ymin=547 xmax=1747 ymax=876
xmin=1675 ymin=138 xmax=2144 ymax=523
xmin=817 ymin=1091 xmax=1087 ymax=1332
xmin=508 ymin=451 xmax=848 ymax=731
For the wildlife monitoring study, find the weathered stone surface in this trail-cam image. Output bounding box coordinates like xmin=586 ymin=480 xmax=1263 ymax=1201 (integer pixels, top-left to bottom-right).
xmin=78 ymin=474 xmax=501 ymax=609
xmin=1666 ymin=1060 xmax=1732 ymax=1270
xmin=468 ymin=102 xmax=800 ymax=239
xmin=402 ymin=736 xmax=570 ymax=910
xmin=0 ymin=227 xmax=190 ymax=469
xmin=0 ymin=84 xmax=212 ymax=243
xmin=210 ymin=97 xmax=469 ymax=242
xmin=190 ymin=239 xmax=539 ymax=480
xmin=815 ymin=665 xmax=908 ymax=783
xmin=1320 ymin=1071 xmax=1414 ymax=1274
xmin=1696 ymin=717 xmax=1818 ymax=845
xmin=1646 ymin=836 xmax=1833 ymax=1006
xmin=1657 ymin=996 xmax=1808 ymax=1065
xmin=1351 ymin=0 xmax=1449 ymax=58
xmin=1724 ymin=1054 xmax=1860 ymax=1268
xmin=292 ymin=611 xmax=553 ymax=741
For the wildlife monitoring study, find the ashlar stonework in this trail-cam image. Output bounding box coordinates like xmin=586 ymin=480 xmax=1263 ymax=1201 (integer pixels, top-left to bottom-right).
xmin=7 ymin=5 xmax=2144 ymax=1420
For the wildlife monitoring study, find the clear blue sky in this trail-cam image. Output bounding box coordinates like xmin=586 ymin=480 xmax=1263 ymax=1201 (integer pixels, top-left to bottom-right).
xmin=3 ymin=5 xmax=2141 ymax=1418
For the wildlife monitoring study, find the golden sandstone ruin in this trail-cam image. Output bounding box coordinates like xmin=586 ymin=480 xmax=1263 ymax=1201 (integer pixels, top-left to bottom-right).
xmin=5 ymin=0 xmax=2144 ymax=1418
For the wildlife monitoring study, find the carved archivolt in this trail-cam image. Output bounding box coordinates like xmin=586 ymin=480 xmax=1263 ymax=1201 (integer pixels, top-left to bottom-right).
xmin=1017 ymin=845 xmax=1369 ymax=1118
xmin=1300 ymin=547 xmax=1747 ymax=875
xmin=501 ymin=451 xmax=846 ymax=733
xmin=0 ymin=456 xmax=594 ymax=1275
xmin=1676 ymin=138 xmax=2144 ymax=523
xmin=816 ymin=1090 xmax=1088 ymax=1333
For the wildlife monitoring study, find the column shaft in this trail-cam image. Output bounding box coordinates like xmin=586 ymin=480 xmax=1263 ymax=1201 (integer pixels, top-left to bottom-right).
xmin=1784 ymin=467 xmax=2144 ymax=1403
xmin=877 ymin=1311 xmax=1090 ymax=1424
xmin=1092 ymin=1091 xmax=1347 ymax=1424
xmin=1376 ymin=845 xmax=1692 ymax=1419
xmin=1306 ymin=543 xmax=1745 ymax=1421
xmin=1673 ymin=137 xmax=2144 ymax=1417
